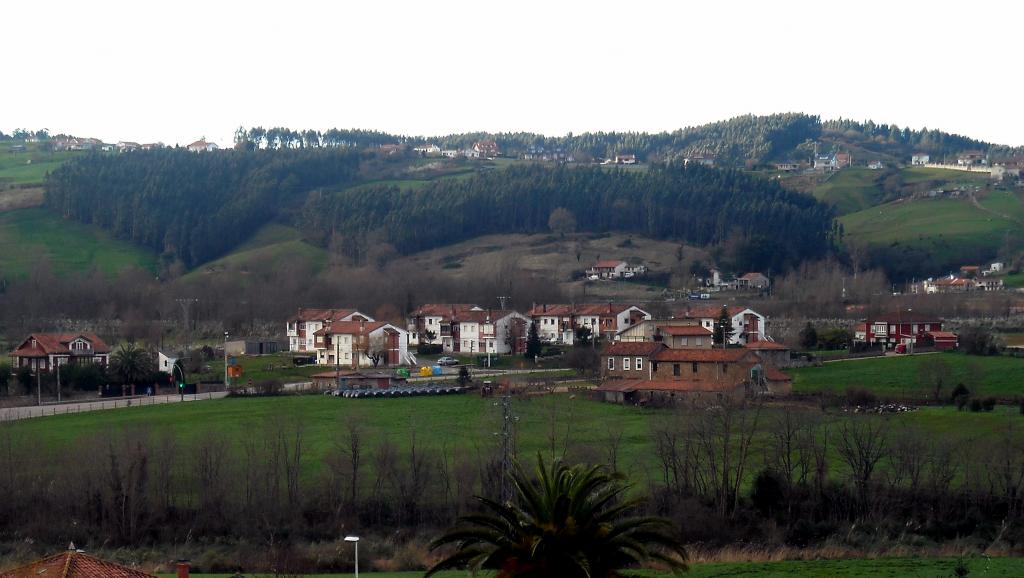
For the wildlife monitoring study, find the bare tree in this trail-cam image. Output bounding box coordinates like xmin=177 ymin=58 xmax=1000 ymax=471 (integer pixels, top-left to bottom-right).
xmin=836 ymin=419 xmax=889 ymax=505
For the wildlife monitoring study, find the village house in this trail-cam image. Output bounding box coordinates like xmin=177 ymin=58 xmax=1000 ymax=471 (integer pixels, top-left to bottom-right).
xmin=585 ymin=259 xmax=647 ymax=279
xmin=157 ymin=351 xmax=178 ymax=374
xmin=117 ymin=141 xmax=141 ymax=152
xmin=911 ymin=153 xmax=930 ymax=166
xmin=957 ymin=150 xmax=987 ymax=166
xmin=314 ymin=320 xmax=411 ymax=367
xmin=440 ymin=149 xmax=460 ymax=158
xmin=528 ymin=303 xmax=650 ymax=344
xmin=853 ymin=312 xmax=955 ymax=350
xmin=9 ymin=333 xmax=111 ymax=373
xmin=736 ymin=272 xmax=770 ymax=290
xmin=616 ymin=319 xmax=714 ymax=349
xmin=186 ymin=138 xmax=219 ymax=152
xmin=921 ymin=275 xmax=976 ymax=294
xmin=286 ymin=308 xmax=375 ymax=352
xmin=596 ymin=343 xmax=791 ymax=405
xmin=613 ymin=153 xmax=637 ymax=165
xmin=983 ymin=262 xmax=1004 ymax=276
xmin=868 ymin=160 xmax=885 ymax=170
xmin=673 ymin=305 xmax=768 ymax=345
xmin=683 ymin=155 xmax=715 ymax=167
xmin=406 ymin=303 xmax=481 ymax=349
xmin=413 ymin=143 xmax=441 ymax=155
xmin=405 ymin=304 xmax=529 ymax=354
xmin=774 ymin=161 xmax=801 ymax=172
xmin=473 ymin=140 xmax=499 ymax=158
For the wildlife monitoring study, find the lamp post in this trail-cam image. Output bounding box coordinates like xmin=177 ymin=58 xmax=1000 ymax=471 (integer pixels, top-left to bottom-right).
xmin=344 ymin=536 xmax=360 ymax=578
xmin=223 ymin=331 xmax=229 ymax=390
xmin=173 ymin=362 xmax=186 ymax=402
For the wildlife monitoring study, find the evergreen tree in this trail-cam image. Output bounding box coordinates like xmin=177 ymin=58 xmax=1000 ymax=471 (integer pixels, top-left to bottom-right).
xmin=525 ymin=321 xmax=542 ymax=360
xmin=713 ymin=306 xmax=734 ymax=346
xmin=799 ymin=322 xmax=819 ymax=350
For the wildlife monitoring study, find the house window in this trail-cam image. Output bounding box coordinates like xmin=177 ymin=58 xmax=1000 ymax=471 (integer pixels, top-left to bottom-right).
xmin=673 ymin=363 xmax=680 ymax=376
xmin=722 ymin=363 xmax=728 ymax=374
xmin=635 ymin=357 xmax=643 ymax=370
xmin=681 ymin=337 xmax=688 ymax=346
xmin=924 ymin=324 xmax=931 ymax=331
xmin=608 ymin=357 xmax=615 ymax=371
xmin=696 ymin=337 xmax=703 ymax=346
xmin=623 ymin=357 xmax=631 ymax=371
xmin=692 ymin=362 xmax=698 ymax=373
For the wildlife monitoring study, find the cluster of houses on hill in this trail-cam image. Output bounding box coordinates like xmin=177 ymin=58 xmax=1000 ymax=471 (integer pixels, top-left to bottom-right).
xmin=909 ymin=263 xmax=1007 ymax=294
xmin=703 ymin=269 xmax=771 ymax=292
xmin=42 ymin=136 xmax=218 ymax=154
xmin=410 ymin=140 xmax=500 ymax=159
xmin=585 ymin=259 xmax=648 ymax=280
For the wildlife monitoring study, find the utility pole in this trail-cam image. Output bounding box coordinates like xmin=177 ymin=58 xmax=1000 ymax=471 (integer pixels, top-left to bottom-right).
xmin=497 ymin=391 xmax=518 ymax=504
xmin=36 ymin=369 xmax=41 ymax=406
xmin=176 ymin=298 xmax=199 ymax=352
xmin=223 ymin=331 xmax=229 ymax=390
xmin=56 ymin=362 xmax=61 ymax=403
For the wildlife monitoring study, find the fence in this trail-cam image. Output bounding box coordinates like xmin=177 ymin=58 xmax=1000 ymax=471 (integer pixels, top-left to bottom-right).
xmin=0 ymin=392 xmax=226 ymax=423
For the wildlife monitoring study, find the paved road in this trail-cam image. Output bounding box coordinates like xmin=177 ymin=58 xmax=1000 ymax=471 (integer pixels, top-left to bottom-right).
xmin=0 ymin=392 xmax=229 ymax=422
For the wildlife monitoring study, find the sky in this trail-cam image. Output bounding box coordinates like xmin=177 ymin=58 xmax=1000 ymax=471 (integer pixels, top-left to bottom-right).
xmin=3 ymin=0 xmax=1022 ymax=147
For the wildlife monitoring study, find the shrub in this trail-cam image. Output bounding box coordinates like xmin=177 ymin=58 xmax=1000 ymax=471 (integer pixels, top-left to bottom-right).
xmin=417 ymin=343 xmax=443 ymax=355
xmin=968 ymin=398 xmax=983 ymax=412
xmin=846 ymin=387 xmax=877 ymax=407
xmin=982 ymin=397 xmax=997 ymax=412
xmin=1019 ymin=398 xmax=1024 ymax=415
xmin=950 ymin=383 xmax=970 ymax=404
xmin=956 ymin=395 xmax=969 ymax=411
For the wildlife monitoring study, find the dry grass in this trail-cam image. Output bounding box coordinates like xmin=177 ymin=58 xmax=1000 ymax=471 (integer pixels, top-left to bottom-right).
xmin=0 ymin=187 xmax=44 ymax=212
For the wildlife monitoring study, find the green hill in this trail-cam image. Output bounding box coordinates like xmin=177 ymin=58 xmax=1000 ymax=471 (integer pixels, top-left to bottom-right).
xmin=812 ymin=168 xmax=888 ymax=214
xmin=0 ymin=207 xmax=158 ymax=276
xmin=178 ymin=223 xmax=327 ymax=281
xmin=0 ymin=142 xmax=82 ymax=186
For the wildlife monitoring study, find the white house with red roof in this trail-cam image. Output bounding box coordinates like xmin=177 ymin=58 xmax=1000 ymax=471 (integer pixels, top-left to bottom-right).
xmin=315 ymin=320 xmax=411 ymax=367
xmin=472 ymin=140 xmax=499 ymax=158
xmin=585 ymin=260 xmax=647 ymax=279
xmin=10 ymin=333 xmax=111 ymax=373
xmin=287 ymin=308 xmax=375 ymax=352
xmin=528 ymin=303 xmax=650 ymax=344
xmin=736 ymin=272 xmax=770 ymax=290
xmin=674 ymin=305 xmax=768 ymax=345
xmin=186 ymin=138 xmax=219 ymax=152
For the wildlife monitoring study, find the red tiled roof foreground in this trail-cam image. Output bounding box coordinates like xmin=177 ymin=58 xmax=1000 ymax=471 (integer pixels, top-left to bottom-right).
xmin=0 ymin=550 xmax=155 ymax=578
xmin=11 ymin=333 xmax=111 ymax=357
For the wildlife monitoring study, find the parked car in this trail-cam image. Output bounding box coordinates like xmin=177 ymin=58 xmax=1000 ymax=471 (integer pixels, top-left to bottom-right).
xmin=437 ymin=356 xmax=459 ymax=366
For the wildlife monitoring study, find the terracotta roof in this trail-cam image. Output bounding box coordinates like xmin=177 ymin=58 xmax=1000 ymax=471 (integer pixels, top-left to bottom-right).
xmin=867 ymin=312 xmax=943 ymax=323
xmin=289 ymin=308 xmax=366 ymax=322
xmin=458 ymin=309 xmax=520 ymax=323
xmin=412 ymin=304 xmax=481 ymax=318
xmin=738 ymin=272 xmax=767 ymax=281
xmin=658 ymin=325 xmax=713 ymax=336
xmin=593 ymin=260 xmax=626 ymax=268
xmin=603 ymin=342 xmax=665 ymax=356
xmin=11 ymin=333 xmax=111 ymax=357
xmin=0 ymin=550 xmax=155 ymax=578
xmin=325 ymin=321 xmax=388 ymax=336
xmin=744 ymin=340 xmax=789 ymax=350
xmin=653 ymin=348 xmax=756 ymax=362
xmin=529 ymin=304 xmax=575 ymax=316
xmin=575 ymin=303 xmax=633 ymax=316
xmin=675 ymin=305 xmax=748 ymax=319
xmin=764 ymin=365 xmax=792 ymax=382
xmin=927 ymin=331 xmax=958 ymax=339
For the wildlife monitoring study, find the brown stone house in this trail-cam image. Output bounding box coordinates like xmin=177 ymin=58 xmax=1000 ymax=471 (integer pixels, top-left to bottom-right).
xmin=596 ymin=343 xmax=791 ymax=405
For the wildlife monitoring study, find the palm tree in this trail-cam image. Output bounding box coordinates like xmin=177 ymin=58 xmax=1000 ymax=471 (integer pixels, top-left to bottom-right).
xmin=110 ymin=342 xmax=153 ymax=386
xmin=426 ymin=455 xmax=687 ymax=577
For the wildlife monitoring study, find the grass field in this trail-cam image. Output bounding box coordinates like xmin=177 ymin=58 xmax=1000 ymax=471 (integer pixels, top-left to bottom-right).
xmin=148 ymin=556 xmax=1024 ymax=577
xmin=899 ymin=166 xmax=990 ymax=185
xmin=789 ymin=352 xmax=1024 ymax=399
xmin=812 ymin=168 xmax=885 ymax=215
xmin=0 ymin=207 xmax=159 ymax=276
xmin=179 ymin=224 xmax=328 ymax=281
xmin=1007 ymin=273 xmax=1024 ymax=288
xmin=0 ymin=143 xmax=81 ymax=185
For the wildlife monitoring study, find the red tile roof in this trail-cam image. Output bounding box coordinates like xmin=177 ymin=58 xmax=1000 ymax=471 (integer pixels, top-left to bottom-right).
xmin=653 ymin=348 xmax=756 ymax=363
xmin=867 ymin=312 xmax=943 ymax=323
xmin=738 ymin=272 xmax=767 ymax=281
xmin=528 ymin=303 xmax=638 ymax=317
xmin=764 ymin=365 xmax=792 ymax=382
xmin=325 ymin=321 xmax=388 ymax=336
xmin=658 ymin=325 xmax=713 ymax=336
xmin=411 ymin=304 xmax=481 ymax=318
xmin=529 ymin=304 xmax=575 ymax=316
xmin=744 ymin=340 xmax=789 ymax=350
xmin=675 ymin=305 xmax=747 ymax=319
xmin=11 ymin=333 xmax=111 ymax=357
xmin=927 ymin=331 xmax=958 ymax=340
xmin=593 ymin=260 xmax=626 ymax=269
xmin=0 ymin=550 xmax=155 ymax=578
xmin=289 ymin=308 xmax=366 ymax=322
xmin=603 ymin=342 xmax=665 ymax=356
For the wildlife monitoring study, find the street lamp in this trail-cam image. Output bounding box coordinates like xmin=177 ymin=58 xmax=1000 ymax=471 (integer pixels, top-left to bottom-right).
xmin=173 ymin=362 xmax=187 ymax=402
xmin=223 ymin=331 xmax=229 ymax=390
xmin=344 ymin=536 xmax=360 ymax=578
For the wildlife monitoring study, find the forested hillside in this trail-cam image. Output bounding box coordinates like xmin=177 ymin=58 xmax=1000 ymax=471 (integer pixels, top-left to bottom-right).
xmin=305 ymin=163 xmax=836 ymax=273
xmin=236 ymin=113 xmax=1021 ymax=164
xmin=45 ymin=148 xmax=361 ymax=268
xmin=45 ymin=151 xmax=835 ymax=273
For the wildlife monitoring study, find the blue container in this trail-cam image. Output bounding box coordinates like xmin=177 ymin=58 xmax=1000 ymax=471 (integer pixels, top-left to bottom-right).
xmin=432 ymin=365 xmax=442 ymax=376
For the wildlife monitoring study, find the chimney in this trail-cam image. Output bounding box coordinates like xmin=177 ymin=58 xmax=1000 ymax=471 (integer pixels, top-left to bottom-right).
xmin=542 ymin=303 xmax=547 ymax=313
xmin=176 ymin=561 xmax=191 ymax=578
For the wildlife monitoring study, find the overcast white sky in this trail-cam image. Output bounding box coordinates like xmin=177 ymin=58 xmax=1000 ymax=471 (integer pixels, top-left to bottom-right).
xmin=3 ymin=0 xmax=1021 ymax=147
